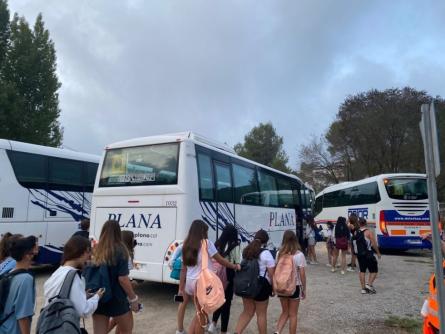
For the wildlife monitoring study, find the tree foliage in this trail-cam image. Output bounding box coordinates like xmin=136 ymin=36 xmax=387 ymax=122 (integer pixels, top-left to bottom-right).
xmin=0 ymin=1 xmax=62 ymax=146
xmin=235 ymin=122 xmax=290 ymax=173
xmin=298 ymin=87 xmax=445 ymax=200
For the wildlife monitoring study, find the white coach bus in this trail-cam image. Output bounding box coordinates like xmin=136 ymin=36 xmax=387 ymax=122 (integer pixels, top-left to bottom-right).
xmin=0 ymin=139 xmax=100 ymax=264
xmin=314 ymin=173 xmax=432 ymax=250
xmin=90 ymin=132 xmax=310 ymax=283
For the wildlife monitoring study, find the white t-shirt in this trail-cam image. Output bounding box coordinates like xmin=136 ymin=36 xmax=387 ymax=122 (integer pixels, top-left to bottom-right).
xmin=43 ymin=265 xmax=99 ymax=318
xmin=185 ymin=239 xmax=218 ymax=280
xmin=293 ymin=251 xmax=306 ymax=285
xmin=258 ymin=249 xmax=276 ymax=283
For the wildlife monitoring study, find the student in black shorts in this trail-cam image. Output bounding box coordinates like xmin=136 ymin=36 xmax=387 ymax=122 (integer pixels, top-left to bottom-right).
xmin=91 ymin=220 xmax=139 ymax=334
xmin=352 ymin=218 xmax=382 ymax=294
xmin=234 ymin=230 xmax=276 ymax=334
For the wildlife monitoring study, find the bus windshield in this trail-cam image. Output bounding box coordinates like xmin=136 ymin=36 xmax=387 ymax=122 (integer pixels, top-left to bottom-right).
xmin=384 ymin=178 xmax=428 ymax=200
xmin=99 ymin=143 xmax=179 ymax=187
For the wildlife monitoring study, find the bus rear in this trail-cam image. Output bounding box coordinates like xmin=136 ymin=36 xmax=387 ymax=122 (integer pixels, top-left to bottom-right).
xmin=377 ymin=175 xmax=432 ymax=250
xmin=90 ymin=138 xmax=195 ymax=283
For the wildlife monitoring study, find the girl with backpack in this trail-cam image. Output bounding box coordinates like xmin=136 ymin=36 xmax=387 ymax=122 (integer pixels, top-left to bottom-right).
xmin=274 ymin=230 xmax=306 ymax=334
xmin=90 ymin=220 xmax=139 ymax=334
xmin=331 ymin=216 xmax=350 ymax=275
xmin=0 ymin=233 xmax=22 ymax=275
xmin=233 ymin=229 xmax=275 ymax=334
xmin=305 ymin=216 xmax=318 ymax=264
xmin=43 ymin=235 xmax=104 ymax=326
xmin=208 ymin=224 xmax=241 ymax=334
xmin=180 ymin=220 xmax=240 ymax=334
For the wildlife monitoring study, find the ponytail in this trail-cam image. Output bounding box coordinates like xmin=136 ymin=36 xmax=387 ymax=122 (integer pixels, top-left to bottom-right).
xmin=242 ymin=229 xmax=269 ymax=260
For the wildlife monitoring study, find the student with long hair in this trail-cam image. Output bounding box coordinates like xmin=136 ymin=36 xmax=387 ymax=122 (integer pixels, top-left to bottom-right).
xmin=92 ymin=220 xmax=138 ymax=334
xmin=179 ymin=220 xmax=240 ymax=334
xmin=274 ymin=230 xmax=306 ymax=334
xmin=0 ymin=235 xmax=39 ymax=334
xmin=108 ymin=230 xmax=138 ymax=334
xmin=347 ymin=214 xmax=359 ymax=272
xmin=332 ymin=216 xmax=350 ymax=275
xmin=305 ymin=216 xmax=318 ymax=264
xmin=44 ymin=236 xmax=104 ymax=320
xmin=208 ymin=224 xmax=241 ymax=334
xmin=234 ymin=229 xmax=275 ymax=334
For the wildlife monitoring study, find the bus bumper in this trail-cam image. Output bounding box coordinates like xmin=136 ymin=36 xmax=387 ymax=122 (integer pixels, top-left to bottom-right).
xmin=377 ymin=235 xmax=432 ymax=250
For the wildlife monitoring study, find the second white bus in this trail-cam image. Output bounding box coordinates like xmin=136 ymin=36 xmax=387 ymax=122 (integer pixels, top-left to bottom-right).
xmin=90 ymin=132 xmax=311 ymax=283
xmin=0 ymin=139 xmax=100 ymax=264
xmin=314 ymin=173 xmax=433 ymax=250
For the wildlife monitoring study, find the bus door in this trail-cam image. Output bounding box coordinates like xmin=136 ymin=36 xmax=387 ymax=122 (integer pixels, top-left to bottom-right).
xmin=213 ymin=161 xmax=235 ymax=240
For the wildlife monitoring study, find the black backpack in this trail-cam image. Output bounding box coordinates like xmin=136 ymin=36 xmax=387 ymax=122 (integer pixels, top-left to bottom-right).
xmin=0 ymin=269 xmax=30 ymax=325
xmin=234 ymin=250 xmax=265 ymax=298
xmin=36 ymin=270 xmax=82 ymax=334
xmin=353 ymin=229 xmax=371 ymax=257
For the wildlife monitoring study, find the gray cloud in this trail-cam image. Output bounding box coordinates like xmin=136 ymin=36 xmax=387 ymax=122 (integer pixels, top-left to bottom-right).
xmin=8 ymin=0 xmax=445 ymax=167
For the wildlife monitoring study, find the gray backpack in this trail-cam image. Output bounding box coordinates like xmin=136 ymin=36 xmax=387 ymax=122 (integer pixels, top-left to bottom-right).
xmin=36 ymin=269 xmax=82 ymax=334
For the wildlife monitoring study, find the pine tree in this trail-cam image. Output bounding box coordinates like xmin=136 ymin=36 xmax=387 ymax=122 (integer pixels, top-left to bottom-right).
xmin=0 ymin=6 xmax=62 ymax=146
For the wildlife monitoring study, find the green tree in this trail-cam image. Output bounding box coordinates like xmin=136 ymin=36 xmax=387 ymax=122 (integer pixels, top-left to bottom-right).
xmin=0 ymin=0 xmax=9 ymax=68
xmin=0 ymin=7 xmax=62 ymax=146
xmin=235 ymin=122 xmax=290 ymax=172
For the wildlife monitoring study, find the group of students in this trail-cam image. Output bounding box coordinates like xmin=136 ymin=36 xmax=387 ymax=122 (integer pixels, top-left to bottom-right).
xmin=0 ymin=215 xmax=383 ymax=334
xmin=0 ymin=220 xmax=140 ymax=334
xmin=323 ymin=214 xmax=381 ymax=294
xmin=172 ymin=220 xmax=307 ymax=334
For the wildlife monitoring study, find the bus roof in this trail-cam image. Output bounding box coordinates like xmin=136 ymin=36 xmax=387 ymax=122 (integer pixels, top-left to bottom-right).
xmin=316 ymin=173 xmax=427 ymax=197
xmin=104 ymin=131 xmax=305 ymax=184
xmin=0 ymin=139 xmax=100 ymax=163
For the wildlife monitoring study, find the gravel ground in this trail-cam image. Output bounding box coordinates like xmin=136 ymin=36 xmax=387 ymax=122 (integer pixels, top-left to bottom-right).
xmin=31 ymin=244 xmax=432 ymax=333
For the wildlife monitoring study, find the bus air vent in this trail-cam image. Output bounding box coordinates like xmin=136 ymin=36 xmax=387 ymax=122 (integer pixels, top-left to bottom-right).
xmin=2 ymin=207 xmax=14 ymax=218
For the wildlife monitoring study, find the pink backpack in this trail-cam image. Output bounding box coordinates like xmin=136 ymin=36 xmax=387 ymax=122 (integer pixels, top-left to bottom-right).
xmin=273 ymin=253 xmax=296 ymax=296
xmin=195 ymin=240 xmax=226 ymax=316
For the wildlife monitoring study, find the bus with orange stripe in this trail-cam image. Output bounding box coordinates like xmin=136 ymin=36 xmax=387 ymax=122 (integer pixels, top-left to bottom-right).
xmin=314 ymin=174 xmax=433 ymax=250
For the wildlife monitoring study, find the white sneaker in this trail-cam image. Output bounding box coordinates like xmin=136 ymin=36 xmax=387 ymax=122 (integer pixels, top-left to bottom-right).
xmin=346 ymin=267 xmax=355 ymax=272
xmin=365 ymin=284 xmax=376 ymax=294
xmin=341 ymin=270 xmax=345 ymax=275
xmin=361 ymin=289 xmax=368 ymax=294
xmin=331 ymin=267 xmax=336 ymax=273
xmin=176 ymin=331 xmax=186 ymax=334
xmin=326 ymin=263 xmax=332 ymax=267
xmin=207 ymin=323 xmax=218 ymax=334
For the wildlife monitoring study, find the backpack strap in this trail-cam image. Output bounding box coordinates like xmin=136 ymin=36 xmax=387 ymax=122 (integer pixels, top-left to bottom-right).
xmin=58 ymin=269 xmax=78 ymax=299
xmin=201 ymin=240 xmax=208 ymax=271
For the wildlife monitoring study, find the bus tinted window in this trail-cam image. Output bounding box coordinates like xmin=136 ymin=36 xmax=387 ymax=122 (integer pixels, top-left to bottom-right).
xmin=276 ymin=177 xmax=293 ymax=208
xmin=233 ymin=164 xmax=259 ymax=205
xmin=99 ymin=143 xmax=179 ymax=187
xmin=197 ymin=153 xmax=214 ymax=200
xmin=7 ymin=151 xmax=47 ymax=188
xmin=85 ymin=162 xmax=99 ymax=190
xmin=215 ymin=163 xmax=233 ymax=203
xmin=258 ymin=170 xmax=279 ymax=207
xmin=314 ymin=196 xmax=323 ymax=216
xmin=350 ymin=182 xmax=380 ymax=205
xmin=49 ymin=157 xmax=83 ymax=189
xmin=384 ymin=178 xmax=427 ymax=200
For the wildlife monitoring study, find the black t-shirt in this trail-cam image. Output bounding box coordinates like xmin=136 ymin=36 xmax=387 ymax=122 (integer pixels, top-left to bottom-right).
xmin=72 ymin=230 xmax=89 ymax=239
xmin=107 ymin=250 xmax=130 ymax=302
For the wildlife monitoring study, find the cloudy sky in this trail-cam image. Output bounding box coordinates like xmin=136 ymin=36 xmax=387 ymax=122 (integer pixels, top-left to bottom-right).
xmin=8 ymin=0 xmax=445 ymax=168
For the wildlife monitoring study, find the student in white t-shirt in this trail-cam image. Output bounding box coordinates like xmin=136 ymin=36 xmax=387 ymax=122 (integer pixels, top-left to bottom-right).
xmin=179 ymin=220 xmax=240 ymax=334
xmin=44 ymin=236 xmax=104 ymax=322
xmin=234 ymin=229 xmax=276 ymax=334
xmin=274 ymin=230 xmax=307 ymax=334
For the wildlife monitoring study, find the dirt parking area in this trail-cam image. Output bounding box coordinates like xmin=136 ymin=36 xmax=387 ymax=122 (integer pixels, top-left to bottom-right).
xmin=31 ymin=244 xmax=432 ymax=333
